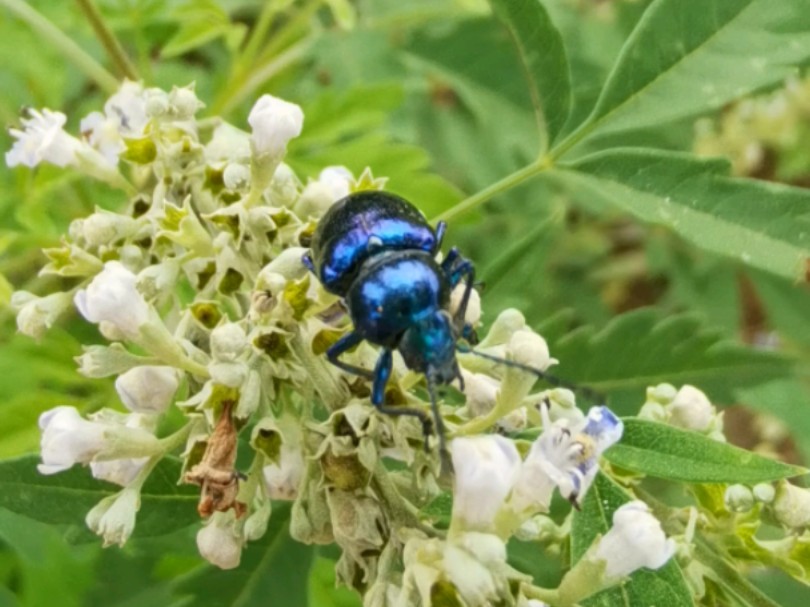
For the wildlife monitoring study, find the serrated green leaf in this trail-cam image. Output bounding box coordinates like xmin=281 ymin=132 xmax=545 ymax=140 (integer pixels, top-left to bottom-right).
xmin=606 ymin=418 xmax=805 ymax=483
xmin=550 ymin=148 xmax=810 ymax=282
xmin=571 ymin=473 xmax=693 ymax=607
xmin=0 ymin=455 xmax=199 ymax=541
xmin=546 ymin=308 xmax=790 ymax=412
xmin=490 ymin=0 xmax=571 ymax=147
xmin=557 ymin=0 xmax=810 ymax=150
xmin=174 ymin=503 xmax=314 ymax=606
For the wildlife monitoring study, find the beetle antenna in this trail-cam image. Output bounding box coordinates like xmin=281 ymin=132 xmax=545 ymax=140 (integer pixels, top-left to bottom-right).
xmin=457 ymin=344 xmax=604 ymax=406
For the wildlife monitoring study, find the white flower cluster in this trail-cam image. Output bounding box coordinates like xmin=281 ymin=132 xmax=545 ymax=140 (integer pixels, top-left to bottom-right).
xmin=9 ymin=81 xmax=678 ymax=604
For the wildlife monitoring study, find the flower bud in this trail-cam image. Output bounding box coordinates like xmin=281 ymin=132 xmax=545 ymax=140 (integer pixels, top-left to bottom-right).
xmin=169 ymin=85 xmax=204 ymax=119
xmin=460 ymin=370 xmax=500 ymax=416
xmin=244 ymin=501 xmax=272 ymax=541
xmin=74 ymin=261 xmax=150 ymax=338
xmin=724 ymin=484 xmax=755 ymax=513
xmin=81 ymin=210 xmax=137 ymax=247
xmin=12 ymin=290 xmax=73 ymax=339
xmin=498 ymin=330 xmax=556 ymax=409
xmin=667 ymin=385 xmax=714 ymax=432
xmin=591 ymin=501 xmax=675 ymax=580
xmin=646 ymin=383 xmax=678 ymax=404
xmin=115 ymin=365 xmax=180 ymax=414
xmin=450 ymin=435 xmax=520 ymax=532
xmin=753 ymin=483 xmax=776 ymax=504
xmin=223 ymin=162 xmax=250 ymax=190
xmin=85 ymin=487 xmax=140 ymax=547
xmin=196 ymin=511 xmax=243 ymax=569
xmin=90 ymin=456 xmax=148 ymax=486
xmin=773 ymin=481 xmax=810 ymax=529
xmin=248 ymin=94 xmax=304 ymax=158
xmin=477 ymin=308 xmax=526 ymax=348
xmin=262 ymin=443 xmax=305 ymax=500
xmin=294 ymin=166 xmax=353 ymax=217
xmin=210 ymin=323 xmax=248 ymax=362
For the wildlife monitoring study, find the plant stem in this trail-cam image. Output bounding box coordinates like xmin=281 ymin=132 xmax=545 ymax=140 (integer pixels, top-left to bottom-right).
xmin=432 ymin=156 xmax=552 ymax=224
xmin=1 ymin=0 xmax=119 ymax=94
xmin=75 ymin=0 xmax=138 ymax=81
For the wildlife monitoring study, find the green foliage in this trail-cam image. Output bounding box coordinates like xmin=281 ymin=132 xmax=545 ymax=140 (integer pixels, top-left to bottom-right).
xmin=2 ymin=0 xmax=810 ymax=604
xmin=606 ymin=419 xmax=806 ymax=483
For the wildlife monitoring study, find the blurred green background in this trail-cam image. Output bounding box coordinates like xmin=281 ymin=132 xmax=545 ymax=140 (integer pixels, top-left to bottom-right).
xmin=2 ymin=0 xmax=810 ymax=605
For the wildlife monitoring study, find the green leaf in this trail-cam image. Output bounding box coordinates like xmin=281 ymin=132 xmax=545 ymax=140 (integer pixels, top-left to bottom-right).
xmin=308 ymin=556 xmax=362 ymax=607
xmin=174 ymin=503 xmax=315 ymax=606
xmin=546 ymin=308 xmax=790 ymax=412
xmin=0 ymin=508 xmax=97 ymax=607
xmin=571 ymin=473 xmax=693 ymax=607
xmin=558 ymin=0 xmax=810 ymax=149
xmin=551 ymin=148 xmax=810 ymax=282
xmin=606 ymin=418 xmax=805 ymax=483
xmin=490 ymin=0 xmax=571 ymax=147
xmin=0 ymin=455 xmax=199 ymax=541
xmin=162 ymin=0 xmax=245 ymax=58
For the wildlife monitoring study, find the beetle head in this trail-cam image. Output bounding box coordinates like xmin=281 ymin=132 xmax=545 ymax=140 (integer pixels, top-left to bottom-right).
xmin=398 ymin=310 xmax=460 ymax=386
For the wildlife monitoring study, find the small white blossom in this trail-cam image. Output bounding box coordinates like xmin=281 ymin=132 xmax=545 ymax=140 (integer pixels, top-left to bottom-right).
xmin=12 ymin=290 xmax=73 ymax=339
xmin=80 ymin=210 xmax=137 ymax=247
xmin=451 ymin=435 xmax=521 ymax=531
xmin=248 ymin=94 xmax=304 ymax=158
xmin=210 ymin=323 xmax=248 ymax=361
xmin=90 ymin=456 xmax=148 ymax=486
xmin=724 ymin=484 xmax=755 ymax=513
xmin=196 ymin=511 xmax=244 ymax=569
xmin=667 ymin=385 xmax=714 ymax=432
xmin=115 ymin=366 xmax=180 ymax=414
xmin=753 ymin=483 xmax=776 ymax=504
xmin=511 ymin=405 xmax=623 ymax=512
xmin=223 ymin=162 xmax=251 ymax=190
xmin=592 ymin=500 xmax=675 ymax=580
xmin=204 ymin=123 xmax=251 ymax=163
xmin=74 ymin=261 xmax=150 ymax=338
xmin=85 ymin=487 xmax=140 ymax=547
xmin=6 ymin=108 xmax=83 ymax=168
xmin=460 ymin=370 xmax=499 ymax=416
xmin=294 ymin=166 xmax=353 ymax=218
xmin=169 ymin=84 xmax=204 ymax=119
xmin=262 ymin=443 xmax=305 ymax=500
xmin=38 ymin=406 xmax=159 ymax=475
xmin=79 ymin=80 xmax=148 ymax=166
xmin=773 ymin=481 xmax=810 ymax=529
xmin=497 ymin=329 xmax=557 ymax=409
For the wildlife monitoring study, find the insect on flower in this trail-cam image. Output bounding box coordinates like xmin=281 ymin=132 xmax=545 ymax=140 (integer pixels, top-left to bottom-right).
xmin=303 ymin=191 xmax=594 ymax=458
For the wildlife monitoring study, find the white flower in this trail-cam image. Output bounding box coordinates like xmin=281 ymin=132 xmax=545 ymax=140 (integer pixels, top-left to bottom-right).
xmin=460 ymin=370 xmax=500 ymax=416
xmin=6 ymin=108 xmax=83 ymax=168
xmin=592 ymin=500 xmax=675 ymax=580
xmin=196 ymin=511 xmax=243 ymax=569
xmin=204 ymin=123 xmax=251 ymax=163
xmin=450 ymin=435 xmax=521 ymax=531
xmin=511 ymin=405 xmax=623 ymax=512
xmin=497 ymin=329 xmax=557 ymax=408
xmin=85 ymin=487 xmax=140 ymax=547
xmin=248 ymin=94 xmax=304 ymax=157
xmin=223 ymin=163 xmax=250 ymax=190
xmin=90 ymin=457 xmax=148 ymax=486
xmin=80 ymin=210 xmax=137 ymax=247
xmin=724 ymin=484 xmax=754 ymax=513
xmin=773 ymin=481 xmax=810 ymax=529
xmin=115 ymin=366 xmax=180 ymax=414
xmin=74 ymin=261 xmax=150 ymax=338
xmin=294 ymin=166 xmax=353 ymax=218
xmin=38 ymin=406 xmax=160 ymax=475
xmin=262 ymin=443 xmax=305 ymax=500
xmin=12 ymin=290 xmax=73 ymax=339
xmin=169 ymin=84 xmax=204 ymax=119
xmin=667 ymin=385 xmax=714 ymax=431
xmin=210 ymin=323 xmax=248 ymax=362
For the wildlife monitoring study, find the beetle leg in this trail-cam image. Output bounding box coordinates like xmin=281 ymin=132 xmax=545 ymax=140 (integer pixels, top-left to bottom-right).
xmin=371 ymin=349 xmax=433 ymax=444
xmin=434 ymin=220 xmax=447 ymax=251
xmin=326 ymin=331 xmax=374 ymax=380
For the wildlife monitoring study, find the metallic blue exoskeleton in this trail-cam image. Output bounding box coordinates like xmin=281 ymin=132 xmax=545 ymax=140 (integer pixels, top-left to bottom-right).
xmin=303 ymin=190 xmax=475 ymax=446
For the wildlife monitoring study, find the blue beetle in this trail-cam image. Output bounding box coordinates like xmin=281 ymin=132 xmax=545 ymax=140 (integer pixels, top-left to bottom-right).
xmin=303 ymin=190 xmax=476 ymax=449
